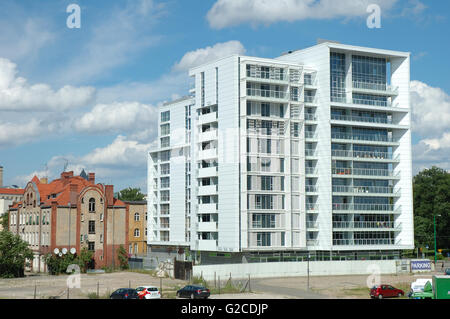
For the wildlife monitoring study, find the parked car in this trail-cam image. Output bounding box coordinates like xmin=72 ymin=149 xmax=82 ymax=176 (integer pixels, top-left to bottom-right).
xmin=110 ymin=288 xmax=139 ymax=299
xmin=136 ymin=286 xmax=161 ymax=299
xmin=370 ymin=285 xmax=404 ymax=299
xmin=176 ymin=285 xmax=210 ymax=299
xmin=444 ymin=268 xmax=450 ymax=276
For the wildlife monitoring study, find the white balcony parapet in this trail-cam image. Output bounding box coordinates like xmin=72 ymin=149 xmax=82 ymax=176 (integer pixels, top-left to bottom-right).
xmin=198 ymin=148 xmax=218 ymax=160
xmin=196 ymin=239 xmax=217 ymax=251
xmin=247 ymin=88 xmax=288 ymax=100
xmin=198 ymin=112 xmax=218 ymax=125
xmin=198 ymin=185 xmax=218 ymax=196
xmin=198 ymin=167 xmax=218 ymax=178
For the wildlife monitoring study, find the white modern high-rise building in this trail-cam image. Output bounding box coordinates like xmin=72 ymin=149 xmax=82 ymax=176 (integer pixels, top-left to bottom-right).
xmin=147 ymin=41 xmax=414 ymax=263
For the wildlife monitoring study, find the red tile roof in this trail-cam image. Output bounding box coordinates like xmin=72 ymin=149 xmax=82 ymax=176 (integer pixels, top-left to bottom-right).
xmin=0 ymin=188 xmax=25 ymax=195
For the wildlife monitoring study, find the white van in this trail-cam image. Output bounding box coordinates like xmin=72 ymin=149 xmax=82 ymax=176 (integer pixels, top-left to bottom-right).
xmin=410 ymin=278 xmax=432 ymax=293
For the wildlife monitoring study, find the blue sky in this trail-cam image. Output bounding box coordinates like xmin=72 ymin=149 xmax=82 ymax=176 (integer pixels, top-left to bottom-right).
xmin=0 ymin=0 xmax=449 ymax=192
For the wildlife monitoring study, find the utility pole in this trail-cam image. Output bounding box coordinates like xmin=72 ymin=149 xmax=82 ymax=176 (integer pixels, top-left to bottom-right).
xmin=434 ymin=214 xmax=441 ymax=266
xmin=307 ymin=254 xmax=310 ymax=291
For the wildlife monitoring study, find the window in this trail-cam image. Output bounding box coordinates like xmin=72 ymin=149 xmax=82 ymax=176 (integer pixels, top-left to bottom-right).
xmin=161 ymin=110 xmax=170 ymax=122
xmin=261 ymin=103 xmax=270 ymax=117
xmin=261 ymin=176 xmax=273 ymax=191
xmin=161 ymin=123 xmax=170 ymax=135
xmin=134 ymin=213 xmax=140 ymax=221
xmin=256 ymin=195 xmax=273 ymax=209
xmin=257 ymin=232 xmax=271 ymax=246
xmin=88 ymin=242 xmax=95 ymax=251
xmin=161 ymin=136 xmax=170 ymax=148
xmin=160 ymin=150 xmax=170 ymax=162
xmin=88 ymin=221 xmax=95 ymax=234
xmin=89 ymin=198 xmax=95 ymax=212
xmin=134 ymin=228 xmax=140 ymax=237
xmin=160 ymin=177 xmax=170 ymax=188
xmin=160 ymin=163 xmax=170 ymax=175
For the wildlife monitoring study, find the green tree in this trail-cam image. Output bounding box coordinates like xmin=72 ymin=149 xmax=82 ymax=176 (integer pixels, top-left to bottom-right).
xmin=45 ymin=248 xmax=94 ymax=275
xmin=117 ymin=245 xmax=129 ymax=270
xmin=0 ymin=230 xmax=34 ymax=278
xmin=413 ymin=166 xmax=450 ymax=251
xmin=117 ymin=187 xmax=145 ymax=202
xmin=0 ymin=213 xmax=9 ymax=230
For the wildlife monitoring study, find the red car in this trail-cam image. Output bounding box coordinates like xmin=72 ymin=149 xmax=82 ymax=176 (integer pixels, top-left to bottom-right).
xmin=370 ymin=285 xmax=404 ymax=299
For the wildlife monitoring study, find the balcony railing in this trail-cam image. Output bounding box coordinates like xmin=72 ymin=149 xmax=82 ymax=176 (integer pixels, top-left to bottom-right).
xmin=352 ymin=98 xmax=391 ymax=107
xmin=331 ymin=132 xmax=396 ymax=143
xmin=247 ymin=88 xmax=287 ymax=99
xmin=352 ymin=81 xmax=398 ymax=93
xmin=306 ymin=221 xmax=319 ymax=228
xmin=332 ymin=185 xmax=395 ymax=194
xmin=305 ymin=167 xmax=318 ymax=175
xmin=333 ymin=239 xmax=395 ymax=246
xmin=305 ymin=149 xmax=317 ymax=157
xmin=332 ymin=167 xmax=397 ymax=178
xmin=247 ymin=128 xmax=285 ymax=136
xmin=306 ymin=203 xmax=319 ymax=211
xmin=305 ymin=131 xmax=317 ymax=139
xmin=306 ymin=185 xmax=317 ymax=192
xmin=332 ymin=203 xmax=396 ymax=212
xmin=247 ymin=69 xmax=287 ymax=81
xmin=332 ymin=221 xmax=396 ymax=229
xmin=331 ymin=149 xmax=395 ymax=160
xmin=304 ymin=96 xmax=316 ymax=103
xmin=305 ymin=113 xmax=317 ymax=121
xmin=331 ymin=114 xmax=393 ymax=124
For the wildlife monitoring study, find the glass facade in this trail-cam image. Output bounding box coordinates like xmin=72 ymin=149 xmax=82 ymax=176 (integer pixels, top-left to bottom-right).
xmin=330 ymin=52 xmax=346 ymax=102
xmin=352 ymin=55 xmax=387 ymax=90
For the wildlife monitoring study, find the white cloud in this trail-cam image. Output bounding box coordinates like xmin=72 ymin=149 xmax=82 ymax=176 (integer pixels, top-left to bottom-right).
xmin=173 ymin=40 xmax=246 ymax=71
xmin=206 ymin=0 xmax=398 ymax=29
xmin=0 ymin=58 xmax=95 ymax=112
xmin=410 ymin=80 xmax=450 ymax=138
xmin=74 ymin=101 xmax=158 ymax=136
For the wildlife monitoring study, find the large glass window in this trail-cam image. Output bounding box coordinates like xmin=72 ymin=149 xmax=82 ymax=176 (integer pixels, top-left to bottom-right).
xmin=330 ymin=52 xmax=346 ymax=102
xmin=161 ymin=111 xmax=170 ymax=122
xmin=352 ymin=55 xmax=387 ymax=90
xmin=257 ymin=232 xmax=271 ymax=246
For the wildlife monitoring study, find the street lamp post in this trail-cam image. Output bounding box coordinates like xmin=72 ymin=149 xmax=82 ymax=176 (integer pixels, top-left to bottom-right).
xmin=434 ymin=214 xmax=441 ymax=266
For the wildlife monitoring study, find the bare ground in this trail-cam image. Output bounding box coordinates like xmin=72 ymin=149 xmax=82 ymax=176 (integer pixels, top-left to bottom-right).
xmin=0 ymin=270 xmax=439 ymax=299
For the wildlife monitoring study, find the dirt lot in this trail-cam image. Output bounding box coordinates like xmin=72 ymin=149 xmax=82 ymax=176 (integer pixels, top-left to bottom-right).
xmin=0 ymin=270 xmax=439 ymax=299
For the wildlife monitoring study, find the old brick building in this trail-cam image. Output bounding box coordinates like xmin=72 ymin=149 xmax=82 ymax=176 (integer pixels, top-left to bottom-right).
xmin=8 ymin=171 xmax=128 ymax=272
xmin=125 ymin=201 xmax=147 ymax=256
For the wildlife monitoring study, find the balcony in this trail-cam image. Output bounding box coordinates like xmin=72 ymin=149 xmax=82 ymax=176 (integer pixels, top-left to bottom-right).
xmin=331 ymin=149 xmax=398 ymax=161
xmin=306 ymin=240 xmax=319 ymax=246
xmin=198 ymin=112 xmax=218 ymax=125
xmin=332 ymin=221 xmax=400 ymax=230
xmin=305 ymin=113 xmax=317 ymax=121
xmin=305 ymin=131 xmax=318 ymax=139
xmin=333 ymin=239 xmax=395 ymax=246
xmin=306 ymin=203 xmax=319 ymax=212
xmin=332 ymin=185 xmax=397 ymax=195
xmin=247 ymin=88 xmax=287 ymax=100
xmin=197 ymin=222 xmax=218 ymax=232
xmin=247 ymin=127 xmax=285 ymax=137
xmin=198 ymin=167 xmax=218 ymax=178
xmin=197 ymin=239 xmax=217 ymax=251
xmin=198 ymin=184 xmax=218 ymax=196
xmin=199 ymin=130 xmax=218 ymax=142
xmin=304 ymin=96 xmax=317 ymax=103
xmin=198 ymin=203 xmax=218 ymax=214
xmin=352 ymin=98 xmax=391 ymax=107
xmin=352 ymin=81 xmax=398 ymax=95
xmin=305 ymin=149 xmax=317 ymax=157
xmin=246 ymin=68 xmax=288 ymax=82
xmin=306 ymin=185 xmax=318 ymax=193
xmin=198 ymin=148 xmax=218 ymax=160
xmin=305 ymin=167 xmax=318 ymax=175
xmin=306 ymin=221 xmax=319 ymax=229
xmin=331 ymin=114 xmax=393 ymax=125
xmin=332 ymin=167 xmax=399 ymax=178
xmin=332 ymin=203 xmax=398 ymax=212
xmin=331 ymin=132 xmax=397 ymax=143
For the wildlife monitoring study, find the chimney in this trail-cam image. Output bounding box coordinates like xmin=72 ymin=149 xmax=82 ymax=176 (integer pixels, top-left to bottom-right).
xmin=69 ymin=184 xmax=79 ymax=205
xmin=61 ymin=171 xmax=74 ymax=185
xmin=0 ymin=166 xmax=3 ymax=187
xmin=105 ymin=185 xmax=114 ymax=206
xmin=40 ymin=177 xmax=48 ymax=184
xmin=88 ymin=173 xmax=95 ymax=184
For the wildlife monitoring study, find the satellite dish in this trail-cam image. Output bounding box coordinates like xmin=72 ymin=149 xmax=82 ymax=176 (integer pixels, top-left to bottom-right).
xmin=70 ymin=248 xmax=76 ymax=255
xmin=58 ymin=252 xmax=63 ymax=257
xmin=53 ymin=248 xmax=60 ymax=255
xmin=62 ymin=248 xmax=68 ymax=255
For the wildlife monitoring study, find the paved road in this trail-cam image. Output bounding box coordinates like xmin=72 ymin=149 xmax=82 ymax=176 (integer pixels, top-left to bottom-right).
xmin=250 ymin=277 xmax=329 ymax=299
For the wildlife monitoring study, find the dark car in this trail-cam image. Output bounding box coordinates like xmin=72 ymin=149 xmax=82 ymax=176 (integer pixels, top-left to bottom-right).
xmin=445 ymin=268 xmax=450 ymax=275
xmin=370 ymin=285 xmax=404 ymax=299
xmin=176 ymin=285 xmax=210 ymax=299
xmin=110 ymin=288 xmax=139 ymax=299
